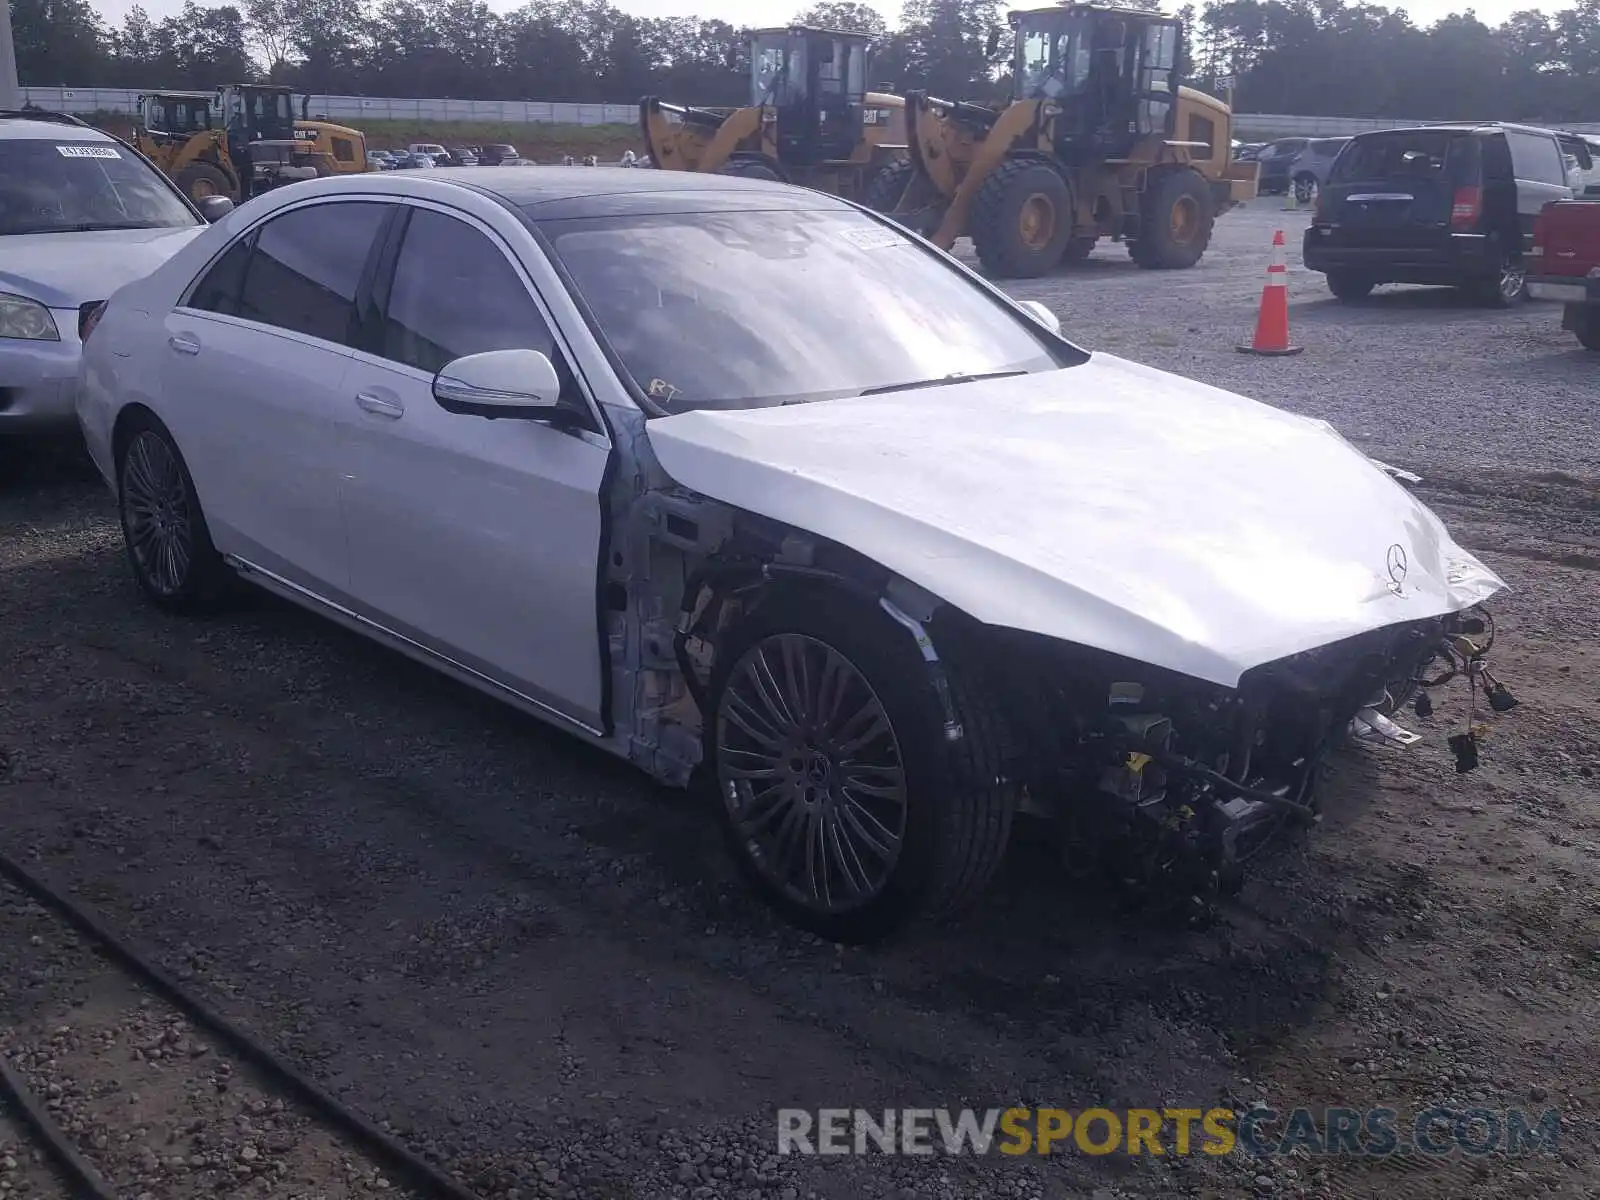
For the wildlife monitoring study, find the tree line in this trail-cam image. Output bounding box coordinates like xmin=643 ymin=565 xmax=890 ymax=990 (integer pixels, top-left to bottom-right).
xmin=12 ymin=0 xmax=1600 ymax=121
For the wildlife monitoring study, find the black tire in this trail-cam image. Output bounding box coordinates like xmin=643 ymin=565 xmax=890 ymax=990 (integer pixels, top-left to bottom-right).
xmin=1573 ymin=305 xmax=1600 ymax=352
xmin=706 ymin=588 xmax=1017 ymax=943
xmin=1293 ymin=173 xmax=1317 ymax=205
xmin=862 ymin=157 xmax=914 ymax=213
xmin=970 ymin=159 xmax=1074 ymax=278
xmin=1326 ymin=271 xmax=1374 ymax=301
xmin=719 ymin=158 xmax=782 ymax=182
xmin=173 ymin=161 xmax=234 ymax=205
xmin=115 ymin=413 xmax=230 ymax=615
xmin=1061 ymin=235 xmax=1097 ymax=264
xmin=1128 ymin=169 xmax=1215 ymax=270
xmin=1468 ymin=254 xmax=1528 ymax=308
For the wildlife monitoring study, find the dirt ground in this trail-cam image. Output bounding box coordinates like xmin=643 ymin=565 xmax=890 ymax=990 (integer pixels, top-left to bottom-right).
xmin=1 ymin=199 xmax=1597 ymax=1199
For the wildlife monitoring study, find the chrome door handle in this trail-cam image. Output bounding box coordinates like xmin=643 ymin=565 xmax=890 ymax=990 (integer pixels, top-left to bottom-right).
xmin=168 ymin=333 xmax=200 ymax=355
xmin=355 ymin=391 xmax=404 ymax=418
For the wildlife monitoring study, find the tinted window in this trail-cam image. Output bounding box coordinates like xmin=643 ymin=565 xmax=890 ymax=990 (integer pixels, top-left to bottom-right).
xmin=1187 ymin=114 xmax=1215 ymax=155
xmin=536 ymin=207 xmax=1070 ymax=414
xmin=1331 ymin=131 xmax=1468 ymax=183
xmin=381 ymin=207 xmax=554 ymax=375
xmin=332 ymin=137 xmax=355 ymax=163
xmin=0 ymin=138 xmax=197 ymax=235
xmin=189 ymin=235 xmax=254 ymax=315
xmin=1505 ymin=131 xmax=1566 ymax=186
xmin=236 ymin=201 xmax=387 ymax=345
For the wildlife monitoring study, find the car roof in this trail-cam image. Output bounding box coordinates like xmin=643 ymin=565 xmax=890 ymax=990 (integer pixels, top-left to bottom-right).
xmin=0 ymin=112 xmax=118 ymax=142
xmin=296 ymin=167 xmax=855 ymax=218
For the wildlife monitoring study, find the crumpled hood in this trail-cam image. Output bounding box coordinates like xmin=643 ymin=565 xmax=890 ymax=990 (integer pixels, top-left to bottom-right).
xmin=646 ymin=352 xmax=1505 ymax=688
xmin=0 ymin=227 xmax=204 ymax=310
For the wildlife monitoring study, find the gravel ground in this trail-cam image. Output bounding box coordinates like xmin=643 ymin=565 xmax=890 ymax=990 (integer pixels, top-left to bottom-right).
xmin=0 ymin=197 xmax=1596 ymax=1199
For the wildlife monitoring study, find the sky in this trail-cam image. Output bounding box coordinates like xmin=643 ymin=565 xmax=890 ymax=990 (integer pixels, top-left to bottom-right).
xmin=89 ymin=0 xmax=1577 ymax=44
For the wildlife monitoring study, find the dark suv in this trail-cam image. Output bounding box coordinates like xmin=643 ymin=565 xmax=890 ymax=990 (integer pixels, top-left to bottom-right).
xmin=477 ymin=143 xmax=520 ymax=166
xmin=1303 ymin=123 xmax=1589 ymax=307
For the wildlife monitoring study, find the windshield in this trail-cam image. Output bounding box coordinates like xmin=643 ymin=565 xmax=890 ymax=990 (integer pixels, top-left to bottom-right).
xmin=750 ymin=35 xmax=790 ymax=105
xmin=1016 ymin=18 xmax=1090 ymax=101
xmin=0 ymin=139 xmax=198 ymax=235
xmin=534 ymin=206 xmax=1074 ymax=414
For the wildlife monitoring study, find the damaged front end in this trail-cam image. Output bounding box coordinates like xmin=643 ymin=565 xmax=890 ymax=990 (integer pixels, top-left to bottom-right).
xmin=928 ymin=605 xmax=1514 ymax=916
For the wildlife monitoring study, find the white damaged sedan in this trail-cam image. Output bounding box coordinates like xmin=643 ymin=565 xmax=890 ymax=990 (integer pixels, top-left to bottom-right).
xmin=78 ymin=168 xmax=1509 ymax=941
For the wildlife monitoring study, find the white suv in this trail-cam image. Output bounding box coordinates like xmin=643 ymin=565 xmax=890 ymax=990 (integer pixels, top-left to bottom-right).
xmin=0 ymin=110 xmax=229 ymax=435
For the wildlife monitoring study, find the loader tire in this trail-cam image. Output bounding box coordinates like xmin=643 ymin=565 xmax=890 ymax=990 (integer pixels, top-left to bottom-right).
xmin=971 ymin=159 xmax=1073 ymax=278
xmin=1129 ymin=168 xmax=1214 ymax=270
xmin=863 ymin=157 xmax=915 ymax=213
xmin=175 ymin=162 xmax=234 ymax=205
xmin=719 ymin=158 xmax=782 ymax=182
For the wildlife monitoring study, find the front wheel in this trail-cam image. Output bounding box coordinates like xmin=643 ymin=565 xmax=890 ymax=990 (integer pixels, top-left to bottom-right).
xmin=1129 ymin=169 xmax=1215 ymax=269
xmin=970 ymin=159 xmax=1074 ymax=278
xmin=1293 ymin=174 xmax=1317 ymax=205
xmin=1468 ymin=255 xmax=1527 ymax=308
xmin=862 ymin=157 xmax=914 ymax=214
xmin=707 ymin=589 xmax=1017 ymax=943
xmin=117 ymin=415 xmax=230 ymax=614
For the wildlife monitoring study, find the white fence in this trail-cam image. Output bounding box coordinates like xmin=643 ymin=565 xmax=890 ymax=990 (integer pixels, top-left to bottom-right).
xmin=18 ymin=85 xmax=1600 ymax=138
xmin=18 ymin=86 xmax=638 ymax=126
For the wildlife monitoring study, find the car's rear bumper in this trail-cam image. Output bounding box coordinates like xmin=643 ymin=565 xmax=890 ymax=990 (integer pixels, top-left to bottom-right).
xmin=1528 ymin=274 xmax=1600 ymax=305
xmin=1302 ymin=227 xmax=1501 ymax=284
xmin=0 ymin=316 xmax=83 ymax=434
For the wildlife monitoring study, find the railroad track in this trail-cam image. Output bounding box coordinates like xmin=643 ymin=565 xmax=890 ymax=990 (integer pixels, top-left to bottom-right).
xmin=0 ymin=855 xmax=486 ymax=1200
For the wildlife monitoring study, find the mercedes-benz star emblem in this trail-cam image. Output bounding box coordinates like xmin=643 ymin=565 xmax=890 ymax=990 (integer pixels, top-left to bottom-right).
xmin=1386 ymin=543 xmax=1408 ymax=594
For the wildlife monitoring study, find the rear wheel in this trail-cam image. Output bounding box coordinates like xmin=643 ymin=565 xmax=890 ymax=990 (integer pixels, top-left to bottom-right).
xmin=862 ymin=157 xmax=914 ymax=214
xmin=1129 ymin=169 xmax=1215 ymax=270
xmin=707 ymin=589 xmax=1017 ymax=943
xmin=116 ymin=414 xmax=230 ymax=615
xmin=1571 ymin=304 xmax=1600 ymax=352
xmin=970 ymin=159 xmax=1073 ymax=278
xmin=1325 ymin=271 xmax=1374 ymax=301
xmin=719 ymin=158 xmax=783 ymax=182
xmin=1293 ymin=173 xmax=1317 ymax=205
xmin=174 ymin=161 xmax=234 ymax=205
xmin=1469 ymin=254 xmax=1527 ymax=308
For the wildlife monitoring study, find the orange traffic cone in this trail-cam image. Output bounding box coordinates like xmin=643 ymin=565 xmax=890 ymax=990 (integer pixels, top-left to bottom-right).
xmin=1237 ymin=230 xmax=1303 ymax=356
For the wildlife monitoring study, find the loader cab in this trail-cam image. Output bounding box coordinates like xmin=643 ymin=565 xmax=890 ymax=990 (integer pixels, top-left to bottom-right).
xmin=749 ymin=25 xmax=872 ymax=166
xmin=139 ymin=92 xmax=214 ymax=141
xmin=217 ymin=85 xmax=296 ymax=145
xmin=1011 ymin=5 xmax=1183 ymax=159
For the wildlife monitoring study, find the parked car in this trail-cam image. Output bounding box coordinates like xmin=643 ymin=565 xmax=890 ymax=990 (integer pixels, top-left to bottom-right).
xmin=443 ymin=147 xmax=478 ymax=166
xmin=1286 ymin=137 xmax=1350 ymax=204
xmin=1254 ymin=137 xmax=1309 ymax=194
xmin=0 ymin=109 xmax=230 ymax=436
xmin=407 ymin=142 xmax=448 ymax=162
xmin=1528 ymin=197 xmax=1600 ymax=351
xmin=478 ymin=143 xmax=520 ymax=166
xmin=367 ymin=150 xmax=398 ymax=170
xmin=395 ymin=152 xmax=435 ymax=170
xmin=77 ymin=168 xmax=1506 ymax=941
xmin=1233 ymin=142 xmax=1266 ymax=162
xmin=1304 ymin=122 xmax=1580 ymax=307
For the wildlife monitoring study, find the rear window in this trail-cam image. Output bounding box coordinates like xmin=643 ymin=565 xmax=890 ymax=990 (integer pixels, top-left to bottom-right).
xmin=1330 ymin=131 xmax=1471 ymax=184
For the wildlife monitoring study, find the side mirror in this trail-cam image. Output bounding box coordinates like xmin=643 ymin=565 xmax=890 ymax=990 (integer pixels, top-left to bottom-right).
xmin=985 ymin=28 xmax=1001 ymax=58
xmin=433 ymin=348 xmax=566 ymax=420
xmin=1017 ymin=299 xmax=1061 ymax=335
xmin=199 ymin=195 xmax=234 ymax=222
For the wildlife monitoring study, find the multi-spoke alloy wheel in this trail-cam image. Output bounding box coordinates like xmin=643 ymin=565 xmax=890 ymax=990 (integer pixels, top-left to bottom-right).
xmin=116 ymin=418 xmax=226 ymax=614
xmin=716 ymin=633 xmax=908 ymax=916
xmin=122 ymin=430 xmax=194 ymax=597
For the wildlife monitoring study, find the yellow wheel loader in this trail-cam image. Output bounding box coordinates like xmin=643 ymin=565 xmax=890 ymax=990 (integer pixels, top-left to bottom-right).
xmin=870 ymin=4 xmax=1259 ymax=277
xmin=135 ymin=85 xmax=368 ymax=206
xmin=640 ymin=25 xmax=908 ymax=206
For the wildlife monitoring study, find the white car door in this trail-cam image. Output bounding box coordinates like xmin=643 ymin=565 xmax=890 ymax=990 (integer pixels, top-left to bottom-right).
xmin=338 ymin=201 xmax=611 ymax=731
xmin=163 ymin=198 xmax=392 ymax=595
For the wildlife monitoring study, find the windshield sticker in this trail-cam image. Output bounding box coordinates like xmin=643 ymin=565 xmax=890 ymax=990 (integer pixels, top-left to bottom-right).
xmin=647 ymin=378 xmax=683 ymax=406
xmin=837 ymin=225 xmax=904 ymax=252
xmin=57 ymin=144 xmax=121 ymax=159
